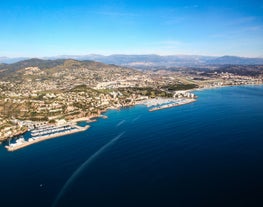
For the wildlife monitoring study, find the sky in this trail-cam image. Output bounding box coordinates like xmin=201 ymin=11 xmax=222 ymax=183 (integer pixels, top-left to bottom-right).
xmin=0 ymin=0 xmax=263 ymax=57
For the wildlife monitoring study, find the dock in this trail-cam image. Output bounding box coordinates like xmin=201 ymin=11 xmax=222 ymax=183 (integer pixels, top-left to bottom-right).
xmin=137 ymin=98 xmax=196 ymax=112
xmin=149 ymin=99 xmax=196 ymax=111
xmin=6 ymin=125 xmax=90 ymax=152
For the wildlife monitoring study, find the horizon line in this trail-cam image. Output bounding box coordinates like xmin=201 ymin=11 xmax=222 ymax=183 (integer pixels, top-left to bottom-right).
xmin=1 ymin=53 xmax=263 ymax=59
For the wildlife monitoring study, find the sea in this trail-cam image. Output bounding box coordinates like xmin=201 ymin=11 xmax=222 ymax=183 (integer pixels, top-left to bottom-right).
xmin=0 ymin=85 xmax=263 ymax=207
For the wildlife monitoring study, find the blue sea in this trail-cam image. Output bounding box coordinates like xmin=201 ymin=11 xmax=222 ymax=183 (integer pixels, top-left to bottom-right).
xmin=1 ymin=85 xmax=263 ymax=207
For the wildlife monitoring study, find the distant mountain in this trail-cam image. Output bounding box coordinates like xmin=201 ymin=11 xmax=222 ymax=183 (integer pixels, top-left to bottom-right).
xmin=1 ymin=55 xmax=263 ymax=69
xmin=48 ymin=54 xmax=215 ymax=68
xmin=206 ymin=56 xmax=263 ymax=65
xmin=47 ymin=55 xmax=263 ymax=68
xmin=0 ymin=56 xmax=27 ymax=64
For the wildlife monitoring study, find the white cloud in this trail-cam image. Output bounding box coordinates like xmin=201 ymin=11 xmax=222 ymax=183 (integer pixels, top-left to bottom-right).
xmin=227 ymin=16 xmax=256 ymax=26
xmin=93 ymin=10 xmax=139 ymax=17
xmin=148 ymin=40 xmax=184 ymax=46
xmin=242 ymin=26 xmax=263 ymax=32
xmin=184 ymin=5 xmax=199 ymax=9
xmin=157 ymin=40 xmax=183 ymax=45
xmin=164 ymin=17 xmax=185 ymax=25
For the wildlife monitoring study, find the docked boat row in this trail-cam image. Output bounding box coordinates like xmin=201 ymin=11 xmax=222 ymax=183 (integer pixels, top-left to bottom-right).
xmin=29 ymin=127 xmax=77 ymax=141
xmin=31 ymin=125 xmax=75 ymax=136
xmin=5 ymin=124 xmax=90 ymax=152
xmin=136 ymin=98 xmax=196 ymax=112
xmin=149 ymin=99 xmax=196 ymax=112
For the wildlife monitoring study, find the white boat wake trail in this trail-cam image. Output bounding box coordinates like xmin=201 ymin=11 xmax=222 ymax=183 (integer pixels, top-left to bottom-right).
xmin=116 ymin=120 xmax=126 ymax=127
xmin=52 ymin=132 xmax=125 ymax=207
xmin=132 ymin=115 xmax=141 ymax=122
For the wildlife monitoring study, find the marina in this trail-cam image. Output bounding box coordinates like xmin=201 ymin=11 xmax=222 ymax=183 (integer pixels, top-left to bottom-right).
xmin=5 ymin=124 xmax=90 ymax=152
xmin=149 ymin=99 xmax=196 ymax=111
xmin=137 ymin=98 xmax=196 ymax=112
xmin=3 ymin=98 xmax=195 ymax=152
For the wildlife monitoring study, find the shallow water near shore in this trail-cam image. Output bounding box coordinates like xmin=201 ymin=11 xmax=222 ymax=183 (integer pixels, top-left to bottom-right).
xmin=0 ymin=85 xmax=263 ymax=207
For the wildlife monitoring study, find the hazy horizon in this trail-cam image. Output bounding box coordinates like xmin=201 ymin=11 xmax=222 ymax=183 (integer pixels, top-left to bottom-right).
xmin=1 ymin=53 xmax=263 ymax=60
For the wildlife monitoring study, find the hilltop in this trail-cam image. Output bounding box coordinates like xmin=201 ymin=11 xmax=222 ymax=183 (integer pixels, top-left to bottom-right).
xmin=0 ymin=58 xmax=137 ymax=80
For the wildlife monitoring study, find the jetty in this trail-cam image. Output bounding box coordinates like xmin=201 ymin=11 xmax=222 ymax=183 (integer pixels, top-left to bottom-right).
xmin=149 ymin=99 xmax=196 ymax=111
xmin=137 ymin=98 xmax=196 ymax=112
xmin=5 ymin=124 xmax=90 ymax=152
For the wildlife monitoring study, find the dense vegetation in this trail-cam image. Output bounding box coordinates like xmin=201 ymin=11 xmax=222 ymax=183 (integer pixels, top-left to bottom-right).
xmin=161 ymin=84 xmax=198 ymax=91
xmin=118 ymin=87 xmax=173 ymax=98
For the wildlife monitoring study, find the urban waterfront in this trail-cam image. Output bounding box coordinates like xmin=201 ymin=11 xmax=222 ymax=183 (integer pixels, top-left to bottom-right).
xmin=0 ymin=85 xmax=263 ymax=207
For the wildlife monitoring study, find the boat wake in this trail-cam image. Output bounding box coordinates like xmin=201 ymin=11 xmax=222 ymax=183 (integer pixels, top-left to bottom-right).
xmin=116 ymin=120 xmax=126 ymax=127
xmin=132 ymin=115 xmax=141 ymax=122
xmin=52 ymin=132 xmax=125 ymax=207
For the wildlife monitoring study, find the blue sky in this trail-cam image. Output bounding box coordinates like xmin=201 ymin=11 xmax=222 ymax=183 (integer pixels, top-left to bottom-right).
xmin=0 ymin=0 xmax=263 ymax=57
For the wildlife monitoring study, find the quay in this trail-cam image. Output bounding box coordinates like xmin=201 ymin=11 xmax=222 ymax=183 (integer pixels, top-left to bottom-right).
xmin=149 ymin=99 xmax=196 ymax=111
xmin=137 ymin=98 xmax=196 ymax=112
xmin=5 ymin=124 xmax=90 ymax=152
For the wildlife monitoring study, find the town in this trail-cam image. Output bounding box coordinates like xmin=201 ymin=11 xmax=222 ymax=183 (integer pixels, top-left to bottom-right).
xmin=0 ymin=59 xmax=263 ymax=147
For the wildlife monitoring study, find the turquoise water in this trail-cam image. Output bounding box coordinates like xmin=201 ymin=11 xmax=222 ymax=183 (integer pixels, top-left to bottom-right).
xmin=0 ymin=85 xmax=263 ymax=207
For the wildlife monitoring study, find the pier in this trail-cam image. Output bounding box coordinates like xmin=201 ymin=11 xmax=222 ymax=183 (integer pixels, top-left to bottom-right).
xmin=137 ymin=98 xmax=196 ymax=112
xmin=5 ymin=124 xmax=90 ymax=152
xmin=149 ymin=99 xmax=196 ymax=111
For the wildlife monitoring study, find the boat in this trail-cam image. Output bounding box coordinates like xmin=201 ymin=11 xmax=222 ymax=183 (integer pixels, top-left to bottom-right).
xmin=16 ymin=137 xmax=25 ymax=143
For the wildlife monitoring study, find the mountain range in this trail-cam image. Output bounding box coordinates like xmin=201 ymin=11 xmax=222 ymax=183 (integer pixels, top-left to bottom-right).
xmin=1 ymin=55 xmax=263 ymax=69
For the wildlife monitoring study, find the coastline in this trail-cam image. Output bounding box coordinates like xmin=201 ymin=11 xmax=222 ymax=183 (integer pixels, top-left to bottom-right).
xmin=3 ymin=83 xmax=262 ymax=152
xmin=3 ymin=96 xmax=195 ymax=152
xmin=190 ymin=83 xmax=263 ymax=93
xmin=2 ymin=82 xmax=263 ymax=207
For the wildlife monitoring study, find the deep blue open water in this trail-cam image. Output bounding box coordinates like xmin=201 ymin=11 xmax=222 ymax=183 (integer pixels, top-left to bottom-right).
xmin=0 ymin=85 xmax=263 ymax=207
